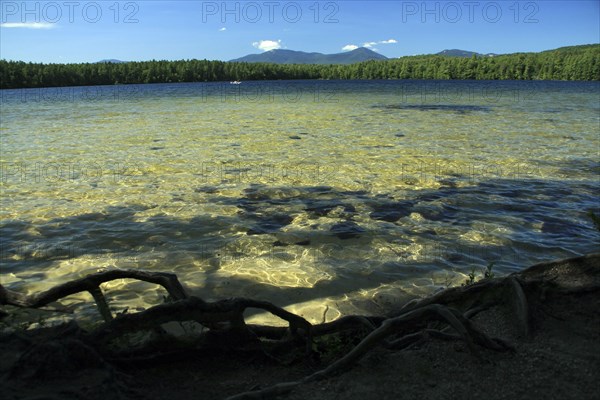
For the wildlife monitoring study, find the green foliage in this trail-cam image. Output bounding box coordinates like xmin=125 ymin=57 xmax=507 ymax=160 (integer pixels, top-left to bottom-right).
xmin=463 ymin=262 xmax=495 ymax=286
xmin=1 ymin=44 xmax=598 ymax=89
xmin=484 ymin=262 xmax=496 ymax=279
xmin=464 ymin=267 xmax=477 ymax=286
xmin=313 ymin=332 xmax=363 ymax=363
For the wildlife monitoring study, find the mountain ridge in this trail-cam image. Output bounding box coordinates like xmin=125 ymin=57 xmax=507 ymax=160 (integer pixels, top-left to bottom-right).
xmin=96 ymin=59 xmax=126 ymax=63
xmin=94 ymin=44 xmax=597 ymax=65
xmin=229 ymin=47 xmax=388 ymax=64
xmin=435 ymin=49 xmax=498 ymax=58
xmin=228 ymin=48 xmax=502 ymax=65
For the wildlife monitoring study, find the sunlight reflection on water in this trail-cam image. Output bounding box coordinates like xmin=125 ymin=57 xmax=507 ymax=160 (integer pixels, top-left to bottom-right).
xmin=1 ymin=80 xmax=599 ymax=325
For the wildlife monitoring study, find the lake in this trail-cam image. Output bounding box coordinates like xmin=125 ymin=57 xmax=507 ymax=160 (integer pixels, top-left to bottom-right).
xmin=1 ymin=80 xmax=599 ymax=324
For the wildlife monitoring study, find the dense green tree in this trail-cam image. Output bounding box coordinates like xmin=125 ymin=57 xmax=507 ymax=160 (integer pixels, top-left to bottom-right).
xmin=0 ymin=44 xmax=598 ymax=89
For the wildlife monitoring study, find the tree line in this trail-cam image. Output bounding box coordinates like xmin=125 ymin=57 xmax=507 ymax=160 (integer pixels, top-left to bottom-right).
xmin=0 ymin=44 xmax=598 ymax=89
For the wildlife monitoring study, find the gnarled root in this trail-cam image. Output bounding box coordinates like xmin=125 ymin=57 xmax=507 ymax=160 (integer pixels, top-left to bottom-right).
xmin=89 ymin=296 xmax=313 ymax=351
xmin=225 ymin=303 xmax=512 ymax=400
xmin=0 ymin=269 xmax=188 ymax=322
xmin=1 ymin=253 xmax=597 ymax=400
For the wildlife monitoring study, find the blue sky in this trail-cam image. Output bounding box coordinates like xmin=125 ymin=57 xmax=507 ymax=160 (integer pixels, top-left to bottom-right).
xmin=0 ymin=1 xmax=598 ymax=63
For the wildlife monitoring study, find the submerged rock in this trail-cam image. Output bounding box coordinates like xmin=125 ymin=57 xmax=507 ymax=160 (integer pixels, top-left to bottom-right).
xmin=246 ymin=214 xmax=294 ymax=235
xmin=273 ymin=239 xmax=311 ymax=246
xmin=194 ymin=186 xmax=219 ymax=194
xmin=370 ymin=201 xmax=413 ymax=222
xmin=305 ymin=201 xmax=344 ymax=217
xmin=415 ymin=206 xmax=457 ymax=222
xmin=330 ymin=221 xmax=366 ymax=239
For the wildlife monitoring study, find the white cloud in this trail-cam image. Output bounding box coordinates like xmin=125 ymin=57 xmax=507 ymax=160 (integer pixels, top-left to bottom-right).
xmin=0 ymin=22 xmax=56 ymax=29
xmin=252 ymin=40 xmax=282 ymax=51
xmin=343 ymin=39 xmax=398 ymax=52
xmin=219 ymin=27 xmax=226 ymax=31
xmin=342 ymin=44 xmax=358 ymax=51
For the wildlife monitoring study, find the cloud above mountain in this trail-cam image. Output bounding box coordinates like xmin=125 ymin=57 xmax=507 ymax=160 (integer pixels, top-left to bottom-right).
xmin=342 ymin=44 xmax=359 ymax=51
xmin=342 ymin=39 xmax=397 ymax=52
xmin=252 ymin=40 xmax=282 ymax=51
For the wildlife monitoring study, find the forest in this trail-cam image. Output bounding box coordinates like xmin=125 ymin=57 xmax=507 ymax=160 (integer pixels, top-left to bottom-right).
xmin=0 ymin=44 xmax=598 ymax=89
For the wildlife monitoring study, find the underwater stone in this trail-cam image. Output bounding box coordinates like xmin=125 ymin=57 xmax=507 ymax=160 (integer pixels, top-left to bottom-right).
xmin=370 ymin=201 xmax=413 ymax=222
xmin=246 ymin=214 xmax=294 ymax=235
xmin=330 ymin=221 xmax=366 ymax=239
xmin=305 ymin=200 xmax=344 ymax=217
xmin=194 ymin=186 xmax=219 ymax=194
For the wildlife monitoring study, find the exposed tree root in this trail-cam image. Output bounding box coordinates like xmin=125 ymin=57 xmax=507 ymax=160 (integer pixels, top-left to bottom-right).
xmin=0 ymin=269 xmax=188 ymax=322
xmin=1 ymin=253 xmax=598 ymax=400
xmin=89 ymin=296 xmax=313 ymax=350
xmin=225 ymin=304 xmax=513 ymax=400
xmin=508 ymin=277 xmax=530 ymax=337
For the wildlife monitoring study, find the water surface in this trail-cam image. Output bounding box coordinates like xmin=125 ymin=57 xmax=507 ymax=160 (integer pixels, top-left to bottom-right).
xmin=1 ymin=80 xmax=598 ymax=324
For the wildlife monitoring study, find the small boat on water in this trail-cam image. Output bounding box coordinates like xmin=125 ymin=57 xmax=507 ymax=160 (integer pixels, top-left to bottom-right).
xmin=230 ymin=81 xmax=242 ymax=85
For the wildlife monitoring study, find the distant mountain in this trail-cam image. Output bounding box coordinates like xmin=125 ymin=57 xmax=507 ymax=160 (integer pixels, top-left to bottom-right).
xmin=96 ymin=59 xmax=125 ymax=63
xmin=436 ymin=49 xmax=498 ymax=58
xmin=540 ymin=44 xmax=600 ymax=54
xmin=230 ymin=47 xmax=388 ymax=64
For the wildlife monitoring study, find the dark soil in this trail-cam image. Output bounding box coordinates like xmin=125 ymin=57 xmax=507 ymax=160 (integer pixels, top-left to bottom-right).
xmin=1 ymin=254 xmax=599 ymax=400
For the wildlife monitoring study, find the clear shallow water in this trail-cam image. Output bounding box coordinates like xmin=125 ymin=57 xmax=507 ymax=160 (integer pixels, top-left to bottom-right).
xmin=1 ymin=80 xmax=599 ymax=325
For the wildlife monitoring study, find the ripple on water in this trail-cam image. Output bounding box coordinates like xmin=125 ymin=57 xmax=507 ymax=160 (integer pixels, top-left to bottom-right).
xmin=1 ymin=81 xmax=599 ymax=324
